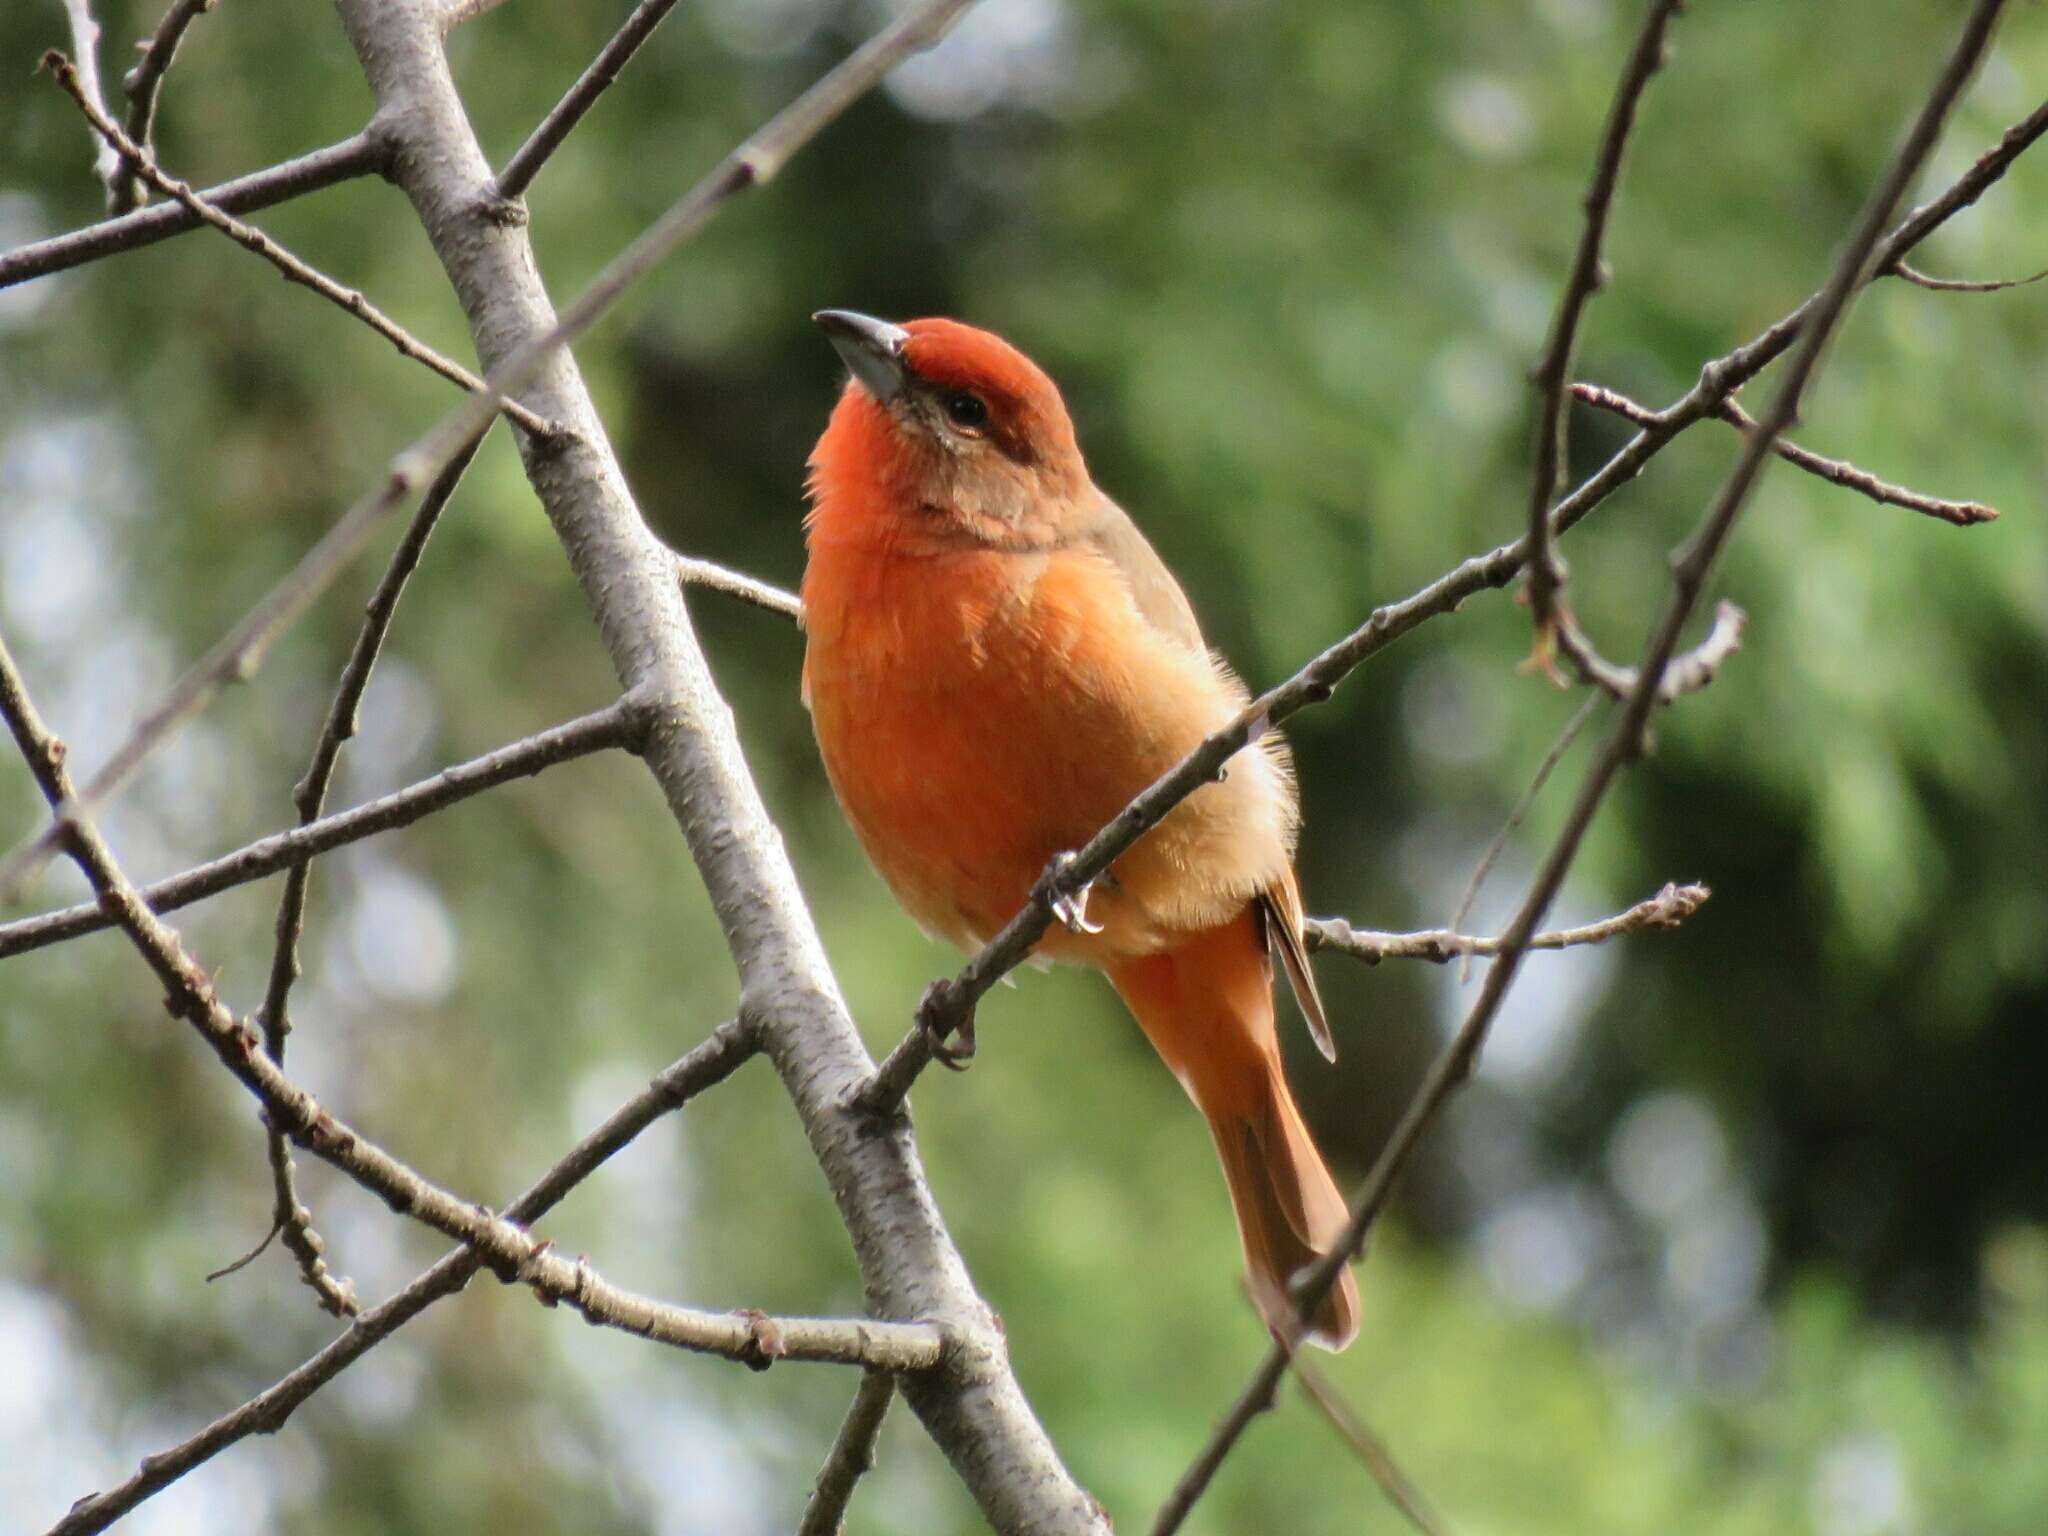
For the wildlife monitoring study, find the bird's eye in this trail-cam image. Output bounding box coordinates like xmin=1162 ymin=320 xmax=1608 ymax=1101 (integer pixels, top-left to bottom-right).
xmin=944 ymin=392 xmax=989 ymax=430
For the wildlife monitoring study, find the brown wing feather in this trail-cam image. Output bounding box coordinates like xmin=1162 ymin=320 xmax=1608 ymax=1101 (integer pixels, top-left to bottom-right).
xmin=1078 ymin=494 xmax=1207 ymax=653
xmin=1260 ymin=875 xmax=1334 ymax=1062
xmin=1083 ymin=494 xmax=1330 ymax=1060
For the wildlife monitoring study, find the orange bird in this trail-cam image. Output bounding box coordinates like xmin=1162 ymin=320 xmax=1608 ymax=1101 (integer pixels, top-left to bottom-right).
xmin=801 ymin=311 xmax=1359 ymax=1349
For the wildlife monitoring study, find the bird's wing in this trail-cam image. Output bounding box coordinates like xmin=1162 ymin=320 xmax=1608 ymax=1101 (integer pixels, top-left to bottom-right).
xmin=1077 ymin=493 xmax=1208 ymax=654
xmin=1080 ymin=495 xmax=1329 ymax=1057
xmin=1259 ymin=871 xmax=1334 ymax=1063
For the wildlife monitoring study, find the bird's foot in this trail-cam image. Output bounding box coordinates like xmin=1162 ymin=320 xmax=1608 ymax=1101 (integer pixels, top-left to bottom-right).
xmin=1048 ymin=851 xmax=1104 ymax=935
xmin=916 ymin=978 xmax=976 ymax=1070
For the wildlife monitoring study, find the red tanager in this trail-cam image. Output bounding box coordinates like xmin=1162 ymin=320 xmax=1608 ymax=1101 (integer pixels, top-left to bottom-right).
xmin=801 ymin=311 xmax=1359 ymax=1349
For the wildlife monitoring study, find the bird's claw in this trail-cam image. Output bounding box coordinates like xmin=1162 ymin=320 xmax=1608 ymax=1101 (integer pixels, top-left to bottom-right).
xmin=1048 ymin=852 xmax=1104 ymax=935
xmin=916 ymin=979 xmax=976 ymax=1070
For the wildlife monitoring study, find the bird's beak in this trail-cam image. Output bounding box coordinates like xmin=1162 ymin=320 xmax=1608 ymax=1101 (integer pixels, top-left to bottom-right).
xmin=814 ymin=309 xmax=911 ymax=403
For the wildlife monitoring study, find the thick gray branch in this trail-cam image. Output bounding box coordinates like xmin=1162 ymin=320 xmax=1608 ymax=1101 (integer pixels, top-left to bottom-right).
xmin=329 ymin=2 xmax=1103 ymax=1530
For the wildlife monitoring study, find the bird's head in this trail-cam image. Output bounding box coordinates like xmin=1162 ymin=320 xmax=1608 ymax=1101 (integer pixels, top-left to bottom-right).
xmin=806 ymin=311 xmax=1091 ymax=551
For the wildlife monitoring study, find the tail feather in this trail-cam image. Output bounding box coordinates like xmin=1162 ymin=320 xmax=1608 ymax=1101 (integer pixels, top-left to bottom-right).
xmin=1210 ymin=1083 xmax=1360 ymax=1349
xmin=1109 ymin=912 xmax=1361 ymax=1351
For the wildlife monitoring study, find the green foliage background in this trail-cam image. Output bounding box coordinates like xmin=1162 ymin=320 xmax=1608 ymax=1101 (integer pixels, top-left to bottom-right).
xmin=3 ymin=1 xmax=2046 ymax=1532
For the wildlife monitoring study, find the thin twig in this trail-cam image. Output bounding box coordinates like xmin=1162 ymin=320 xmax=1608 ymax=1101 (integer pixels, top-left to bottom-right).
xmin=1890 ymin=259 xmax=2048 ymax=292
xmin=797 ymin=1368 xmax=898 ymax=1536
xmin=48 ymin=1018 xmax=759 ymax=1536
xmin=675 ymin=553 xmax=804 ymax=620
xmin=1448 ymin=693 xmax=1603 ymax=982
xmin=1525 ymin=0 xmax=1686 ymax=667
xmin=1574 ymin=382 xmax=2000 ymax=526
xmin=201 ymin=1221 xmax=275 ymax=1281
xmin=242 ymin=1127 xmax=355 ymax=1312
xmin=1728 ymin=398 xmax=2000 ymax=525
xmin=1538 ymin=93 xmax=2048 ymax=565
xmin=57 ymin=0 xmax=123 ymax=194
xmin=1552 ymin=598 xmax=1748 ymax=707
xmin=232 ymin=435 xmax=487 ymax=1318
xmin=2 ymin=636 xmax=949 ymax=1384
xmin=0 ymin=700 xmax=637 ymax=960
xmin=0 ymin=132 xmax=385 ymax=289
xmin=109 ymin=0 xmax=220 ymax=214
xmin=43 ymin=53 xmax=560 ymax=442
xmin=1306 ymin=881 xmax=1708 ymax=965
xmin=494 ymin=0 xmax=684 ymax=201
xmin=1151 ymin=6 xmax=2009 ymax=1530
xmin=0 ymin=0 xmax=975 ymax=905
xmin=1292 ymin=1356 xmax=1450 ymax=1536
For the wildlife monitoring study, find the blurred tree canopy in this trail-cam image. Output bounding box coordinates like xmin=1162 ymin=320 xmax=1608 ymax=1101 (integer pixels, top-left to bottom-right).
xmin=3 ymin=0 xmax=2046 ymax=1531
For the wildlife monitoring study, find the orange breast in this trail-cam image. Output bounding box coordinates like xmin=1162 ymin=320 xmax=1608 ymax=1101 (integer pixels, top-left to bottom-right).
xmin=802 ymin=538 xmax=1293 ymax=959
xmin=806 ymin=544 xmax=1106 ymax=947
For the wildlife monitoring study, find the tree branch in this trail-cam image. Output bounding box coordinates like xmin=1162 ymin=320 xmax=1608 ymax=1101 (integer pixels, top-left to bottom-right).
xmin=56 ymin=0 xmax=123 ymax=195
xmin=1524 ymin=0 xmax=1685 ymax=664
xmin=1151 ymin=5 xmax=2011 ymax=1528
xmin=797 ymin=1368 xmax=898 ymax=1536
xmin=46 ymin=1018 xmax=759 ymax=1536
xmin=493 ymin=0 xmax=683 ymax=201
xmin=1890 ymin=258 xmax=2048 ymax=292
xmin=675 ymin=552 xmax=805 ymax=620
xmin=236 ymin=437 xmax=487 ymax=1319
xmin=108 ymin=0 xmax=220 ymax=214
xmin=1548 ymin=597 xmax=1748 ymax=707
xmin=259 ymin=433 xmax=480 ymax=1054
xmin=0 ymin=132 xmax=385 ymax=289
xmin=1573 ymin=382 xmax=2000 ymax=526
xmin=329 ymin=1 xmax=1109 ymax=1529
xmin=42 ymin=53 xmax=559 ymax=441
xmin=1447 ymin=692 xmax=1603 ymax=981
xmin=1538 ymin=91 xmax=2048 ymax=565
xmin=1305 ymin=882 xmax=1708 ymax=965
xmin=0 ymin=699 xmax=637 ymax=960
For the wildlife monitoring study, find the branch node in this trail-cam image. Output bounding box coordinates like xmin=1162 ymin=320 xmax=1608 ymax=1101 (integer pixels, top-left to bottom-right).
xmin=916 ymin=977 xmax=976 ymax=1069
xmin=526 ymin=1237 xmax=560 ymax=1304
xmin=736 ymin=1307 xmax=790 ymax=1372
xmin=470 ymin=190 xmax=529 ymax=229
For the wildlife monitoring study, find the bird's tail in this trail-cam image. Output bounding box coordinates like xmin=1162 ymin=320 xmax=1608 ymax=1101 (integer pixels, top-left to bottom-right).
xmin=1108 ymin=912 xmax=1361 ymax=1351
